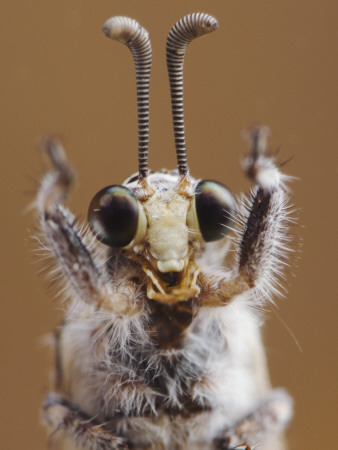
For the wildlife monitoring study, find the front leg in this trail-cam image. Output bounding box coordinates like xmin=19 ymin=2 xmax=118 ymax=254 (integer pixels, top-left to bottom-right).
xmin=199 ymin=126 xmax=293 ymax=307
xmin=36 ymin=139 xmax=140 ymax=315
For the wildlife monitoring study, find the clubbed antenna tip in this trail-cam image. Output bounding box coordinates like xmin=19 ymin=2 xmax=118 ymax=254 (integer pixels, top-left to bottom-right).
xmin=166 ymin=13 xmax=219 ymax=176
xmin=103 ymin=16 xmax=152 ymax=180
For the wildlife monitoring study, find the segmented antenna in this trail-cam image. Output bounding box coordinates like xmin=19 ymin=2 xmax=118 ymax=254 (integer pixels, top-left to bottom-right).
xmin=103 ymin=17 xmax=152 ymax=180
xmin=166 ymin=13 xmax=218 ymax=176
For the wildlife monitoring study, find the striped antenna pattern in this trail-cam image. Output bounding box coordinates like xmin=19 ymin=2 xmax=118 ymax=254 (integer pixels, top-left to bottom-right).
xmin=103 ymin=17 xmax=152 ymax=179
xmin=166 ymin=13 xmax=218 ymax=176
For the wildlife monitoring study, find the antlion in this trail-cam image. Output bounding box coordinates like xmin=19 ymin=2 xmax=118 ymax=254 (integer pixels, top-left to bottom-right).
xmin=35 ymin=13 xmax=294 ymax=450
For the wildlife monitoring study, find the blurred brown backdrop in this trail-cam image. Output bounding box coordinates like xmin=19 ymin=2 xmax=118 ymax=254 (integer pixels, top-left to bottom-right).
xmin=1 ymin=1 xmax=337 ymax=448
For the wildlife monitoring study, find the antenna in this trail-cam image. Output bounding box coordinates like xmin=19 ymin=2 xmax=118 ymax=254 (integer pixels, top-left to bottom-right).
xmin=166 ymin=13 xmax=218 ymax=176
xmin=103 ymin=16 xmax=152 ymax=180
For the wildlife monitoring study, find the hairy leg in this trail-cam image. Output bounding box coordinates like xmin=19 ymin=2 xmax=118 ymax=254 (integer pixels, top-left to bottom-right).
xmin=199 ymin=126 xmax=293 ymax=307
xmin=36 ymin=139 xmax=140 ymax=315
xmin=214 ymin=389 xmax=293 ymax=449
xmin=43 ymin=393 xmax=128 ymax=450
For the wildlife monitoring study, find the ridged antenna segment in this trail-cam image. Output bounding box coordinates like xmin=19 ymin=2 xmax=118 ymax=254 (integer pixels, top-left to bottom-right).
xmin=103 ymin=16 xmax=152 ymax=180
xmin=166 ymin=13 xmax=219 ymax=176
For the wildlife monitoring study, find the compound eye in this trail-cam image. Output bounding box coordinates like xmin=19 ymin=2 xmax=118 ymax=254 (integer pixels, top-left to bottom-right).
xmin=193 ymin=180 xmax=237 ymax=242
xmin=88 ymin=185 xmax=142 ymax=247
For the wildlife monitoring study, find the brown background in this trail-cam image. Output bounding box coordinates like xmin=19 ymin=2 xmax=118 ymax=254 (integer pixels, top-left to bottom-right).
xmin=1 ymin=1 xmax=337 ymax=448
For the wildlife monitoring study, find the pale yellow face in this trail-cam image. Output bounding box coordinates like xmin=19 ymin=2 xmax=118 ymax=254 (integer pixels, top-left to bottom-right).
xmin=128 ymin=173 xmax=203 ymax=304
xmin=144 ymin=191 xmax=190 ymax=268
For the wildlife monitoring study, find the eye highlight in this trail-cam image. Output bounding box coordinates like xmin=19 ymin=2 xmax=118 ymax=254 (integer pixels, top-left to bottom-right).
xmin=88 ymin=185 xmax=143 ymax=247
xmin=190 ymin=180 xmax=237 ymax=242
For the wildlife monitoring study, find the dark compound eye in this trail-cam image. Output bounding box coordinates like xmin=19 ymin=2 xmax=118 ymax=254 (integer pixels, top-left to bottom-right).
xmin=194 ymin=180 xmax=237 ymax=242
xmin=88 ymin=185 xmax=140 ymax=247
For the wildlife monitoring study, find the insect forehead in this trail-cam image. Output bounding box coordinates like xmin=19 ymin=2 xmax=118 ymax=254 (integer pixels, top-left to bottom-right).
xmin=124 ymin=172 xmax=195 ymax=200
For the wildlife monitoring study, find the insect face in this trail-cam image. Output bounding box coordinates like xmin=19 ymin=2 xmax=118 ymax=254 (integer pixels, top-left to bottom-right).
xmin=89 ymin=172 xmax=237 ymax=303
